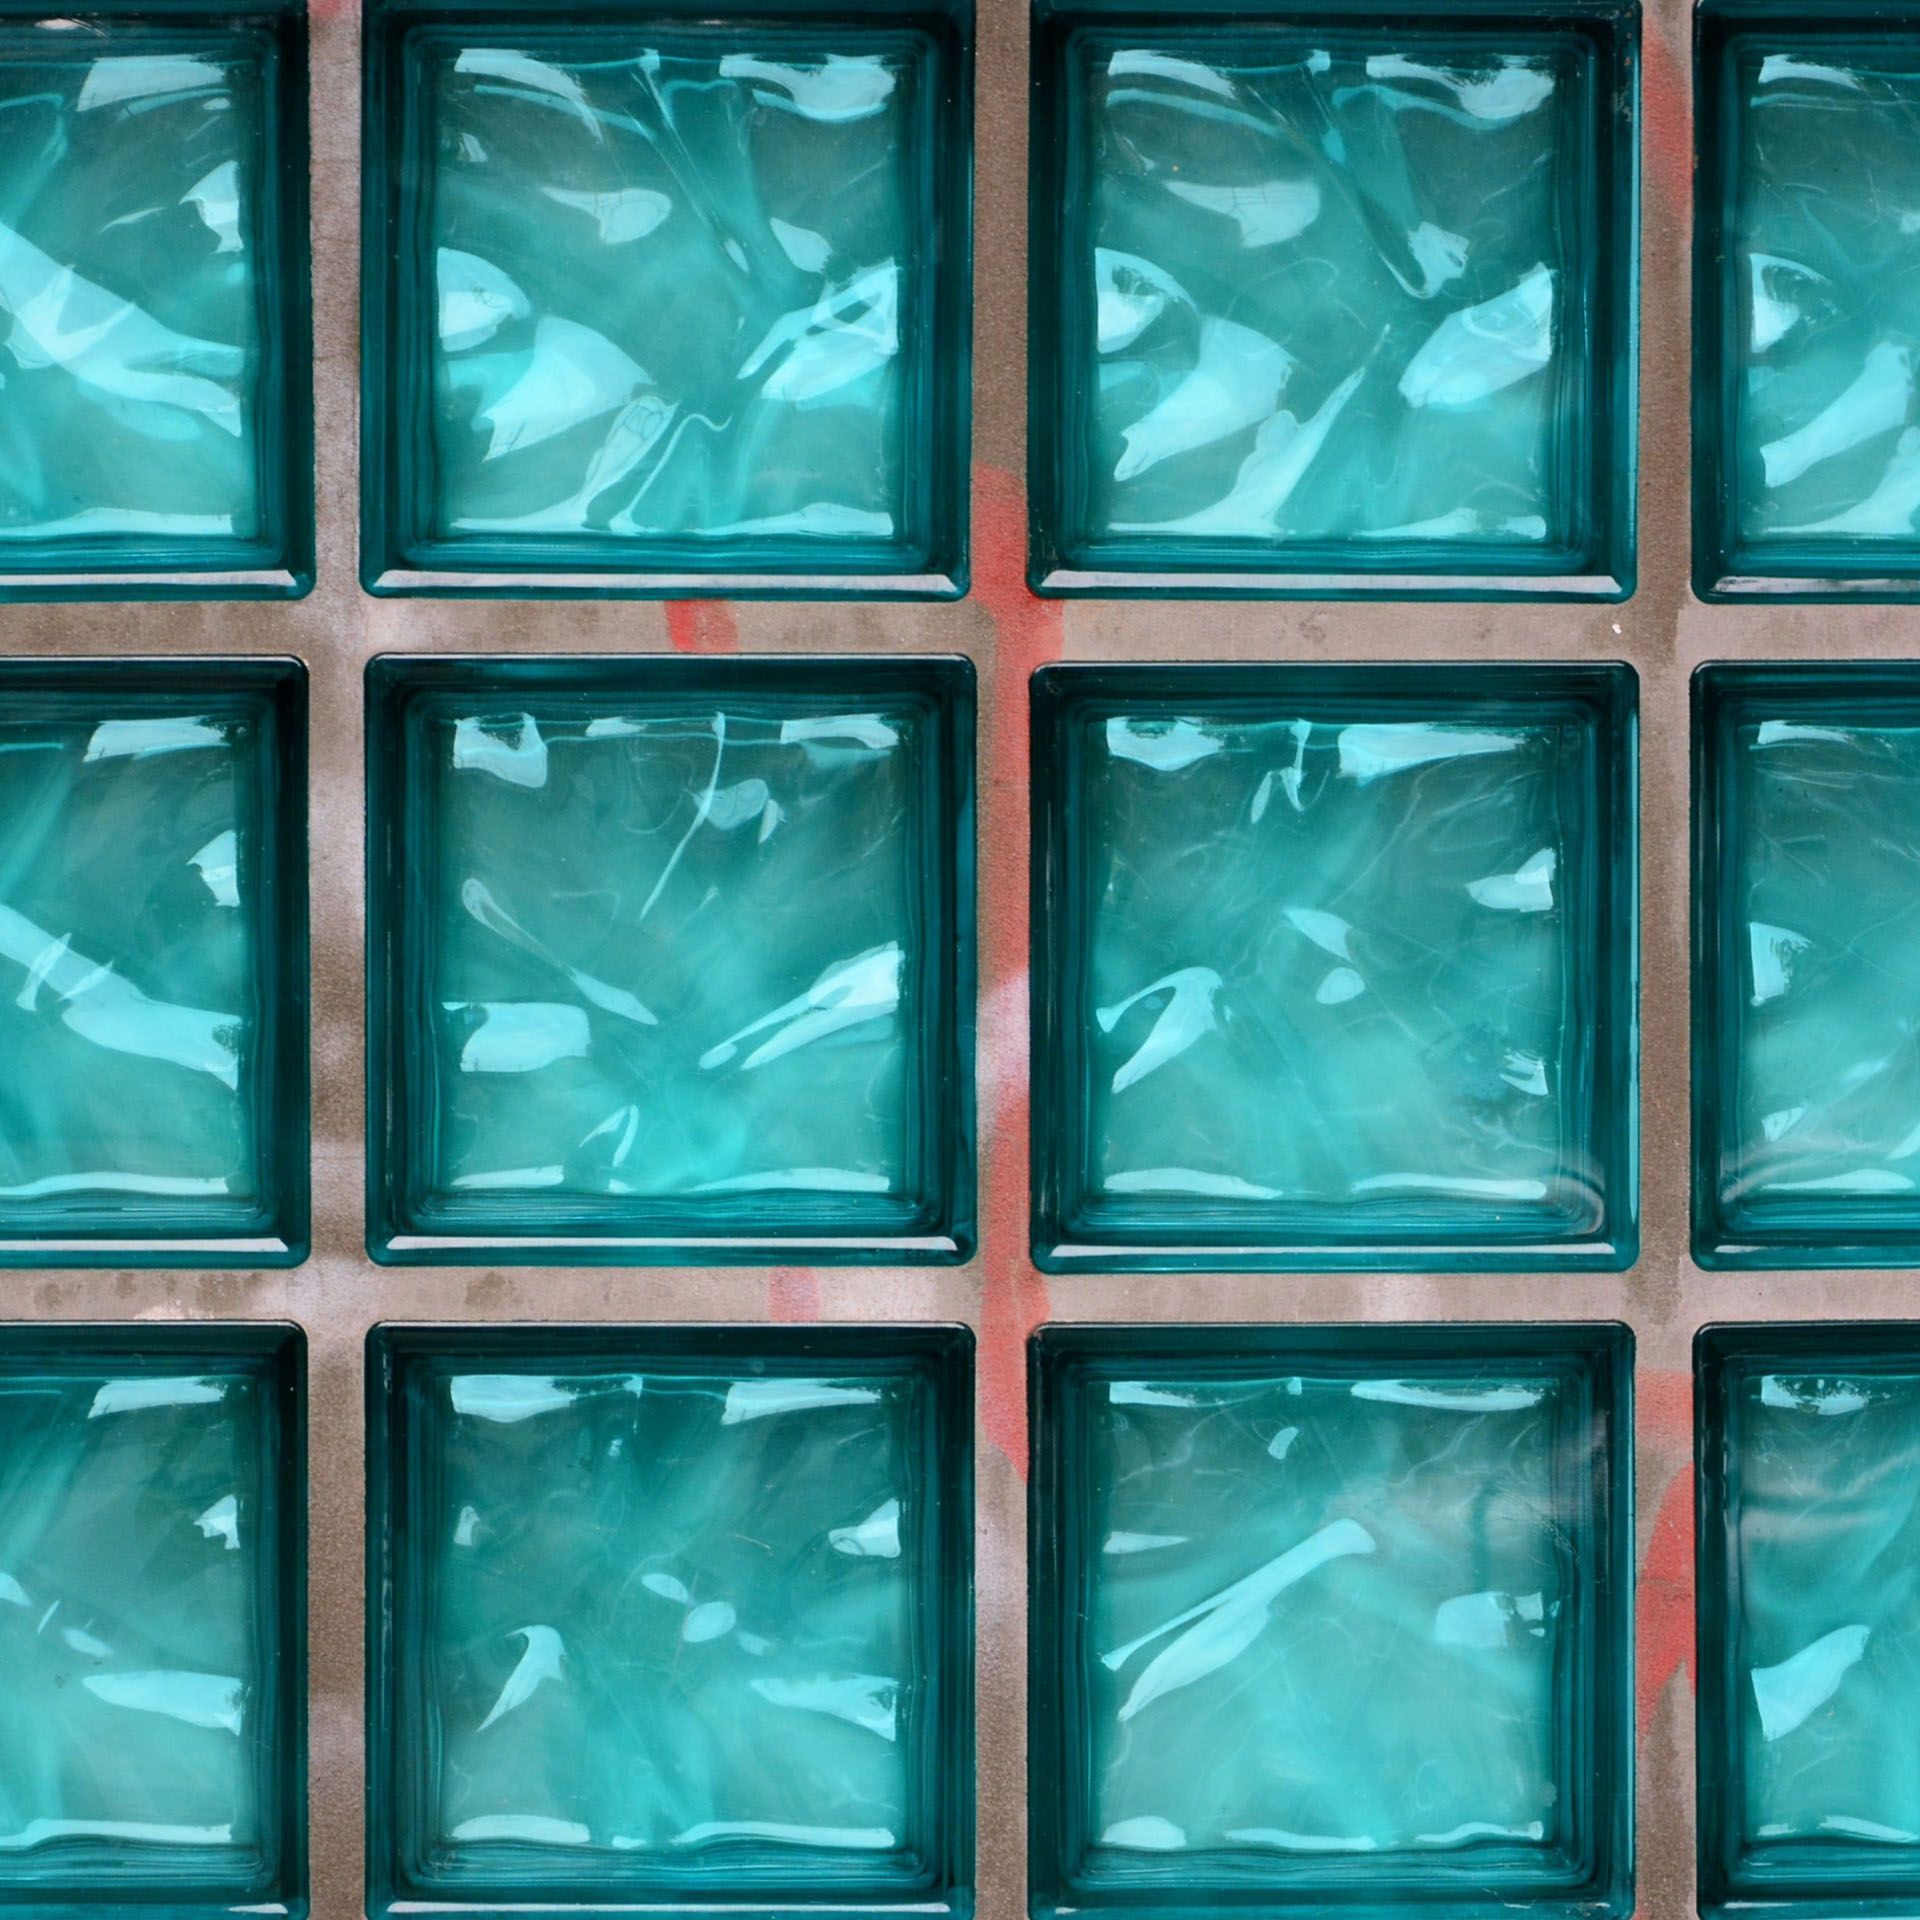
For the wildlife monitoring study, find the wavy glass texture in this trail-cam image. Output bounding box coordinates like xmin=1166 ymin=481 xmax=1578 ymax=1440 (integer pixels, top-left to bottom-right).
xmin=0 ymin=1329 xmax=303 ymax=1910
xmin=367 ymin=658 xmax=972 ymax=1262
xmin=1698 ymin=1328 xmax=1920 ymax=1914
xmin=1030 ymin=7 xmax=1636 ymax=595
xmin=367 ymin=1328 xmax=973 ymax=1915
xmin=1697 ymin=17 xmax=1920 ymax=595
xmin=1031 ymin=665 xmax=1638 ymax=1270
xmin=1693 ymin=668 xmax=1920 ymax=1265
xmin=0 ymin=665 xmax=307 ymax=1264
xmin=0 ymin=11 xmax=310 ymax=596
xmin=1029 ymin=1325 xmax=1633 ymax=1919
xmin=364 ymin=4 xmax=970 ymax=594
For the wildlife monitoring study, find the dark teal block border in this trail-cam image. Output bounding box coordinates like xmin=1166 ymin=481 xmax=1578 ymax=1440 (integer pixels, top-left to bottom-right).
xmin=1695 ymin=1322 xmax=1920 ymax=1915
xmin=365 ymin=1321 xmax=976 ymax=1918
xmin=364 ymin=652 xmax=976 ymax=1264
xmin=359 ymin=0 xmax=973 ymax=599
xmin=1029 ymin=1321 xmax=1636 ymax=1920
xmin=1026 ymin=0 xmax=1640 ymax=601
xmin=0 ymin=1320 xmax=308 ymax=1919
xmin=1691 ymin=662 xmax=1920 ymax=1266
xmin=1029 ymin=660 xmax=1640 ymax=1272
xmin=0 ymin=657 xmax=310 ymax=1268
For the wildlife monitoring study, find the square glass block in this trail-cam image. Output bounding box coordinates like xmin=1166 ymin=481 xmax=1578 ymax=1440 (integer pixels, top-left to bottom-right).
xmin=0 ymin=1323 xmax=307 ymax=1917
xmin=366 ymin=654 xmax=974 ymax=1263
xmin=0 ymin=0 xmax=313 ymax=600
xmin=1026 ymin=0 xmax=1638 ymax=599
xmin=1695 ymin=1323 xmax=1920 ymax=1916
xmin=360 ymin=0 xmax=972 ymax=598
xmin=366 ymin=1323 xmax=974 ymax=1918
xmin=1030 ymin=663 xmax=1638 ymax=1271
xmin=0 ymin=660 xmax=309 ymax=1266
xmin=1692 ymin=664 xmax=1920 ymax=1266
xmin=1693 ymin=3 xmax=1920 ymax=600
xmin=1028 ymin=1322 xmax=1634 ymax=1920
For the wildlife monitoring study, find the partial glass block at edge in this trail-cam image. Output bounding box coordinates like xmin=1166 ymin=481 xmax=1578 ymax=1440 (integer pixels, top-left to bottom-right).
xmin=0 ymin=0 xmax=313 ymax=601
xmin=0 ymin=659 xmax=310 ymax=1267
xmin=1027 ymin=0 xmax=1638 ymax=600
xmin=366 ymin=653 xmax=975 ymax=1264
xmin=366 ymin=1322 xmax=975 ymax=1918
xmin=1692 ymin=664 xmax=1920 ymax=1267
xmin=0 ymin=1322 xmax=307 ymax=1917
xmin=1693 ymin=2 xmax=1920 ymax=601
xmin=360 ymin=0 xmax=972 ymax=599
xmin=1030 ymin=662 xmax=1639 ymax=1271
xmin=1029 ymin=1322 xmax=1634 ymax=1920
xmin=1696 ymin=1323 xmax=1920 ymax=1917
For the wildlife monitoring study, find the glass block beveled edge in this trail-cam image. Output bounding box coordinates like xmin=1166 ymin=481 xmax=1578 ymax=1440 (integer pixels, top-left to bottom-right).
xmin=1028 ymin=660 xmax=1642 ymax=1273
xmin=356 ymin=0 xmax=974 ymax=602
xmin=0 ymin=0 xmax=315 ymax=604
xmin=0 ymin=1319 xmax=309 ymax=1920
xmin=1693 ymin=1320 xmax=1920 ymax=1917
xmin=1690 ymin=661 xmax=1920 ymax=1267
xmin=0 ymin=656 xmax=312 ymax=1269
xmin=1689 ymin=0 xmax=1920 ymax=603
xmin=1026 ymin=1320 xmax=1637 ymax=1920
xmin=362 ymin=1320 xmax=977 ymax=1919
xmin=363 ymin=652 xmax=978 ymax=1266
xmin=1024 ymin=0 xmax=1642 ymax=603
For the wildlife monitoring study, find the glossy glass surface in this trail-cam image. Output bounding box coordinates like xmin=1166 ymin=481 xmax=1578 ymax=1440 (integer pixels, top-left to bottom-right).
xmin=0 ymin=1323 xmax=306 ymax=1915
xmin=1029 ymin=1323 xmax=1634 ymax=1920
xmin=1692 ymin=665 xmax=1920 ymax=1266
xmin=1695 ymin=5 xmax=1920 ymax=598
xmin=0 ymin=0 xmax=312 ymax=599
xmin=366 ymin=1324 xmax=974 ymax=1918
xmin=1027 ymin=0 xmax=1638 ymax=598
xmin=1697 ymin=1324 xmax=1920 ymax=1915
xmin=1030 ymin=663 xmax=1638 ymax=1270
xmin=366 ymin=655 xmax=974 ymax=1263
xmin=361 ymin=0 xmax=971 ymax=596
xmin=0 ymin=661 xmax=309 ymax=1266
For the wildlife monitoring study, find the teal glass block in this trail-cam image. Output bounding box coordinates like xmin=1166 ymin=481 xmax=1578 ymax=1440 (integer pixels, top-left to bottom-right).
xmin=366 ymin=654 xmax=974 ymax=1263
xmin=366 ymin=1323 xmax=974 ymax=1918
xmin=1695 ymin=1322 xmax=1920 ymax=1916
xmin=1026 ymin=0 xmax=1638 ymax=599
xmin=1693 ymin=2 xmax=1920 ymax=600
xmin=1029 ymin=1322 xmax=1634 ymax=1920
xmin=0 ymin=0 xmax=313 ymax=601
xmin=1691 ymin=663 xmax=1920 ymax=1267
xmin=1030 ymin=662 xmax=1638 ymax=1271
xmin=360 ymin=0 xmax=972 ymax=598
xmin=0 ymin=660 xmax=309 ymax=1267
xmin=0 ymin=1321 xmax=307 ymax=1917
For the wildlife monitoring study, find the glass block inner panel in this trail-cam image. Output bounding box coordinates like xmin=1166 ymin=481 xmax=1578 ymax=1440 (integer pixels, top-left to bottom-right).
xmin=0 ymin=3 xmax=312 ymax=598
xmin=366 ymin=656 xmax=974 ymax=1263
xmin=1695 ymin=5 xmax=1920 ymax=597
xmin=1029 ymin=1323 xmax=1634 ymax=1919
xmin=1693 ymin=665 xmax=1920 ymax=1265
xmin=0 ymin=661 xmax=309 ymax=1266
xmin=1697 ymin=1325 xmax=1920 ymax=1915
xmin=0 ymin=1324 xmax=305 ymax=1911
xmin=366 ymin=1324 xmax=974 ymax=1917
xmin=361 ymin=0 xmax=971 ymax=595
xmin=1028 ymin=1 xmax=1637 ymax=597
xmin=1030 ymin=663 xmax=1637 ymax=1270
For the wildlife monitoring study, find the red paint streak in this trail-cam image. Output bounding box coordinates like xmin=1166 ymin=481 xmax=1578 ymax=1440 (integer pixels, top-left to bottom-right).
xmin=972 ymin=462 xmax=1062 ymax=1480
xmin=666 ymin=601 xmax=740 ymax=653
xmin=1638 ymin=1465 xmax=1697 ymax=1736
xmin=1643 ymin=18 xmax=1691 ymax=216
xmin=766 ymin=1266 xmax=822 ymax=1322
xmin=1640 ymin=1364 xmax=1691 ymax=1446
